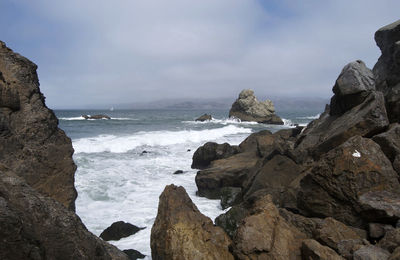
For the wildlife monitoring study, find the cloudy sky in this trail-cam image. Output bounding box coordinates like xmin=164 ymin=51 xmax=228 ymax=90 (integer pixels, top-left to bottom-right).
xmin=1 ymin=0 xmax=399 ymax=109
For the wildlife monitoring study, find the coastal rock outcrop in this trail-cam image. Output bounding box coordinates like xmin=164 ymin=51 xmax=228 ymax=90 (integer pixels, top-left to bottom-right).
xmin=195 ymin=113 xmax=212 ymax=122
xmin=229 ymin=89 xmax=283 ymax=124
xmin=150 ymin=185 xmax=234 ymax=260
xmin=191 ymin=142 xmax=239 ymax=169
xmin=0 ymin=41 xmax=77 ymax=211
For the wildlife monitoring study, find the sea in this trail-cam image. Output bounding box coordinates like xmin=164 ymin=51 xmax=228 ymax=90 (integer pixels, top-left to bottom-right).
xmin=55 ymin=108 xmax=321 ymax=259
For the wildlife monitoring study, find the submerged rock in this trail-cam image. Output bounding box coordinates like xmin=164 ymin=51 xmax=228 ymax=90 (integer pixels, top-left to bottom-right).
xmin=122 ymin=249 xmax=145 ymax=260
xmin=173 ymin=170 xmax=184 ymax=174
xmin=0 ymin=41 xmax=77 ymax=211
xmin=150 ymin=185 xmax=234 ymax=260
xmin=195 ymin=113 xmax=212 ymax=121
xmin=100 ymin=221 xmax=145 ymax=241
xmin=229 ymin=89 xmax=283 ymax=124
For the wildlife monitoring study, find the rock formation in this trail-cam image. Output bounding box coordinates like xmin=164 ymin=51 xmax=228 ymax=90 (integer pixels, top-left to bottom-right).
xmin=0 ymin=41 xmax=77 ymax=211
xmin=191 ymin=142 xmax=239 ymax=169
xmin=151 ymin=19 xmax=400 ymax=260
xmin=229 ymin=89 xmax=284 ymax=124
xmin=100 ymin=221 xmax=145 ymax=241
xmin=0 ymin=41 xmax=129 ymax=259
xmin=195 ymin=113 xmax=212 ymax=121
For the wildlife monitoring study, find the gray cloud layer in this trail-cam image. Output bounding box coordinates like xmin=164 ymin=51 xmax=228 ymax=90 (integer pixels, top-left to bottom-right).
xmin=3 ymin=0 xmax=400 ymax=108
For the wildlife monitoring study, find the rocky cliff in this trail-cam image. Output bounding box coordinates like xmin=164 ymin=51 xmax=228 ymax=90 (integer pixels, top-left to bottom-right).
xmin=229 ymin=89 xmax=284 ymax=124
xmin=151 ymin=19 xmax=400 ymax=259
xmin=0 ymin=41 xmax=129 ymax=259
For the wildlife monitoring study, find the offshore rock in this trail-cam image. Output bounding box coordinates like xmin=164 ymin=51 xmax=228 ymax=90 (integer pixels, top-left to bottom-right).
xmin=229 ymin=89 xmax=283 ymax=124
xmin=330 ymin=60 xmax=375 ymax=116
xmin=298 ymin=136 xmax=400 ymax=227
xmin=191 ymin=142 xmax=239 ymax=169
xmin=0 ymin=41 xmax=77 ymax=210
xmin=195 ymin=113 xmax=212 ymax=121
xmin=150 ymin=185 xmax=233 ymax=260
xmin=0 ymin=168 xmax=129 ymax=260
xmin=100 ymin=221 xmax=145 ymax=241
xmin=373 ymin=20 xmax=400 ymax=123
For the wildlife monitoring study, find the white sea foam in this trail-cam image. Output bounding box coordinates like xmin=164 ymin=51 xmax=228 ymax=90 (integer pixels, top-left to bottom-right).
xmin=59 ymin=116 xmax=134 ymax=121
xmin=297 ymin=113 xmax=321 ymax=120
xmin=73 ymin=125 xmax=252 ymax=154
xmin=183 ymin=117 xmax=259 ymax=126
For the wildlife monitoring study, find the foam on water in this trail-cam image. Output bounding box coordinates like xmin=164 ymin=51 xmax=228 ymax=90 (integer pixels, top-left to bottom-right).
xmin=182 ymin=117 xmax=259 ymax=125
xmin=59 ymin=116 xmax=134 ymax=121
xmin=73 ymin=125 xmax=252 ymax=154
xmin=296 ymin=113 xmax=321 ymax=120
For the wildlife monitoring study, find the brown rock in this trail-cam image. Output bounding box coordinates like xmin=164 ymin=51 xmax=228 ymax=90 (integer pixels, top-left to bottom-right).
xmin=0 ymin=168 xmax=128 ymax=260
xmin=195 ymin=113 xmax=212 ymax=122
xmin=359 ymin=191 xmax=400 ymax=224
xmin=369 ymin=223 xmax=395 ymax=240
xmin=191 ymin=142 xmax=239 ymax=169
xmin=301 ymin=239 xmax=344 ymax=260
xmin=379 ymin=228 xmax=400 ymax=253
xmin=353 ymin=245 xmax=390 ymax=260
xmin=389 ymin=247 xmax=400 ymax=260
xmin=0 ymin=41 xmax=77 ymax=210
xmin=279 ymin=209 xmax=323 ymax=239
xmin=298 ymin=136 xmax=400 ymax=227
xmin=150 ymin=185 xmax=233 ymax=260
xmin=373 ymin=124 xmax=400 ymax=174
xmin=232 ymin=194 xmax=307 ymax=259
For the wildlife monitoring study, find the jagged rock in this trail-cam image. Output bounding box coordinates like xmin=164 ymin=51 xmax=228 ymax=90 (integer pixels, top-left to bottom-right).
xmin=373 ymin=20 xmax=400 ymax=123
xmin=373 ymin=124 xmax=400 ymax=174
xmin=330 ymin=60 xmax=375 ymax=116
xmin=313 ymin=217 xmax=366 ymax=252
xmin=294 ymin=91 xmax=389 ymax=162
xmin=379 ymin=228 xmax=400 ymax=253
xmin=242 ymin=154 xmax=301 ymax=208
xmin=369 ymin=223 xmax=395 ymax=240
xmin=150 ymin=185 xmax=233 ymax=260
xmin=279 ymin=209 xmax=324 ymax=238
xmin=191 ymin=142 xmax=239 ymax=169
xmin=301 ymin=239 xmax=344 ymax=260
xmin=353 ymin=245 xmax=390 ymax=260
xmin=0 ymin=168 xmax=128 ymax=260
xmin=100 ymin=221 xmax=145 ymax=241
xmin=0 ymin=41 xmax=77 ymax=211
xmin=195 ymin=113 xmax=212 ymax=121
xmin=231 ymin=194 xmax=306 ymax=259
xmin=215 ymin=204 xmax=248 ymax=239
xmin=82 ymin=114 xmax=111 ymax=120
xmin=229 ymin=89 xmax=283 ymax=124
xmin=122 ymin=249 xmax=145 ymax=260
xmin=359 ymin=191 xmax=400 ymax=224
xmin=337 ymin=239 xmax=369 ymax=260
xmin=298 ymin=136 xmax=400 ymax=227
xmin=195 ymin=152 xmax=260 ymax=199
xmin=220 ymin=186 xmax=242 ymax=209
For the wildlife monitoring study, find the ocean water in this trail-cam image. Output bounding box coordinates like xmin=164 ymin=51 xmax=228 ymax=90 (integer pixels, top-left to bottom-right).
xmin=56 ymin=109 xmax=320 ymax=258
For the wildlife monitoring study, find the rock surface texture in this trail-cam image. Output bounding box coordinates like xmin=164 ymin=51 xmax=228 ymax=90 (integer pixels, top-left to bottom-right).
xmin=0 ymin=42 xmax=129 ymax=259
xmin=229 ymin=89 xmax=283 ymax=124
xmin=0 ymin=41 xmax=77 ymax=211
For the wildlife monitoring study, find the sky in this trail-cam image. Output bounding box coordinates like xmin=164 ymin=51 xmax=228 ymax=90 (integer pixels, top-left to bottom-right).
xmin=1 ymin=0 xmax=399 ymax=109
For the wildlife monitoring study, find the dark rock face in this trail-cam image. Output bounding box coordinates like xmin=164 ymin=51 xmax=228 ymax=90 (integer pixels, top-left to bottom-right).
xmin=195 ymin=113 xmax=212 ymax=121
xmin=191 ymin=142 xmax=239 ymax=169
xmin=0 ymin=41 xmax=77 ymax=211
xmin=330 ymin=60 xmax=375 ymax=116
xmin=122 ymin=249 xmax=145 ymax=260
xmin=229 ymin=89 xmax=284 ymax=124
xmin=100 ymin=221 xmax=145 ymax=241
xmin=298 ymin=136 xmax=400 ymax=227
xmin=359 ymin=191 xmax=400 ymax=224
xmin=373 ymin=124 xmax=400 ymax=174
xmin=82 ymin=114 xmax=111 ymax=120
xmin=150 ymin=185 xmax=234 ymax=260
xmin=220 ymin=186 xmax=242 ymax=209
xmin=0 ymin=168 xmax=129 ymax=260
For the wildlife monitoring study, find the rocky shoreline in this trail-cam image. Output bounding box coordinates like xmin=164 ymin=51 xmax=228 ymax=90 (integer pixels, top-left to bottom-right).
xmin=150 ymin=19 xmax=400 ymax=259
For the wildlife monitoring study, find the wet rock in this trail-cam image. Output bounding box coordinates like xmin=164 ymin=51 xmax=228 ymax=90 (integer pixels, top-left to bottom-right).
xmin=301 ymin=239 xmax=344 ymax=260
xmin=0 ymin=41 xmax=77 ymax=211
xmin=173 ymin=170 xmax=184 ymax=174
xmin=379 ymin=228 xmax=400 ymax=253
xmin=150 ymin=185 xmax=233 ymax=260
xmin=231 ymin=194 xmax=306 ymax=259
xmin=229 ymin=89 xmax=283 ymax=124
xmin=353 ymin=245 xmax=390 ymax=260
xmin=191 ymin=142 xmax=239 ymax=169
xmin=369 ymin=223 xmax=395 ymax=240
xmin=359 ymin=191 xmax=400 ymax=224
xmin=215 ymin=204 xmax=248 ymax=239
xmin=220 ymin=186 xmax=242 ymax=209
xmin=298 ymin=136 xmax=400 ymax=227
xmin=195 ymin=113 xmax=212 ymax=121
xmin=330 ymin=60 xmax=375 ymax=116
xmin=82 ymin=114 xmax=111 ymax=120
xmin=100 ymin=221 xmax=145 ymax=241
xmin=0 ymin=168 xmax=128 ymax=260
xmin=122 ymin=249 xmax=145 ymax=260
xmin=295 ymin=91 xmax=389 ymax=162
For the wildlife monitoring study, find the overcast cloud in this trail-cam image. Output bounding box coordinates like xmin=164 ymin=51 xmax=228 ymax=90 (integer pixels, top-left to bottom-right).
xmin=1 ymin=0 xmax=399 ymax=108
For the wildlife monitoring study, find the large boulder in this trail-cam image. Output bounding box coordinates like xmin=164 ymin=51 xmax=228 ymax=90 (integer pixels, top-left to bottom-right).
xmin=150 ymin=185 xmax=234 ymax=260
xmin=191 ymin=142 xmax=239 ymax=169
xmin=0 ymin=41 xmax=77 ymax=211
xmin=298 ymin=136 xmax=400 ymax=227
xmin=0 ymin=168 xmax=128 ymax=260
xmin=330 ymin=60 xmax=375 ymax=116
xmin=229 ymin=89 xmax=283 ymax=124
xmin=359 ymin=191 xmax=400 ymax=224
xmin=373 ymin=20 xmax=400 ymax=123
